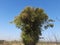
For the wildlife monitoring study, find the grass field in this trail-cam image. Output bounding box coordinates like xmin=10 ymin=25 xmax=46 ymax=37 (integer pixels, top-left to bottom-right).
xmin=19 ymin=42 xmax=60 ymax=45
xmin=0 ymin=40 xmax=60 ymax=45
xmin=36 ymin=42 xmax=60 ymax=45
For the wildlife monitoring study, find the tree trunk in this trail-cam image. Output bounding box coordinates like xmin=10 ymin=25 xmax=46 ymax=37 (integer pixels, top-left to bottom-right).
xmin=26 ymin=42 xmax=36 ymax=45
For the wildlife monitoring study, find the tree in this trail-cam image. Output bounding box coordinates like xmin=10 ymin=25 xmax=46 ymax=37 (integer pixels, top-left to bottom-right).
xmin=12 ymin=7 xmax=54 ymax=45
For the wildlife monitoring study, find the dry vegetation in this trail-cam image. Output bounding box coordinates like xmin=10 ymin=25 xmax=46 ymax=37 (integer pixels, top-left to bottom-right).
xmin=11 ymin=42 xmax=60 ymax=45
xmin=0 ymin=40 xmax=60 ymax=45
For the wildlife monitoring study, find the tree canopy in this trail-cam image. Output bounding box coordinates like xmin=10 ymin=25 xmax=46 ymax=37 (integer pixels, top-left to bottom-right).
xmin=12 ymin=7 xmax=54 ymax=45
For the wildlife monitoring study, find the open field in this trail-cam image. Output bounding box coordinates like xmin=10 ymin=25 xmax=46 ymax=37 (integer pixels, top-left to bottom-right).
xmin=21 ymin=42 xmax=60 ymax=45
xmin=0 ymin=40 xmax=60 ymax=45
xmin=11 ymin=42 xmax=60 ymax=45
xmin=36 ymin=42 xmax=60 ymax=45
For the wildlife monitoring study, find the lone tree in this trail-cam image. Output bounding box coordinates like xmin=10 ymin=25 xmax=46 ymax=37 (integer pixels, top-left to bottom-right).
xmin=12 ymin=7 xmax=54 ymax=45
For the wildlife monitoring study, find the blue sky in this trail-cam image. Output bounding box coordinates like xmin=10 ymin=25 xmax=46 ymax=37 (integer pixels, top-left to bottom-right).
xmin=0 ymin=0 xmax=60 ymax=41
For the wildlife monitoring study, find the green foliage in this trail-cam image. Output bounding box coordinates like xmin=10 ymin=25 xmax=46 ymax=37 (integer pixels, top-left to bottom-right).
xmin=12 ymin=7 xmax=54 ymax=45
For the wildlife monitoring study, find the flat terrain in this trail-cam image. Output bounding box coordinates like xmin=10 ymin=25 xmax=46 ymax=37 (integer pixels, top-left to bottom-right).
xmin=0 ymin=40 xmax=60 ymax=45
xmin=36 ymin=42 xmax=60 ymax=45
xmin=15 ymin=42 xmax=60 ymax=45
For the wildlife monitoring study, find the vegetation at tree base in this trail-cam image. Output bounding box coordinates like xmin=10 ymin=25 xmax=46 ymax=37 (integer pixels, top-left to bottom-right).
xmin=12 ymin=7 xmax=54 ymax=45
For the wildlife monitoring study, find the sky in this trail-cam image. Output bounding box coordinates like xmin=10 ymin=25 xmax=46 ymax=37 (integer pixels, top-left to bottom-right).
xmin=0 ymin=0 xmax=60 ymax=41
